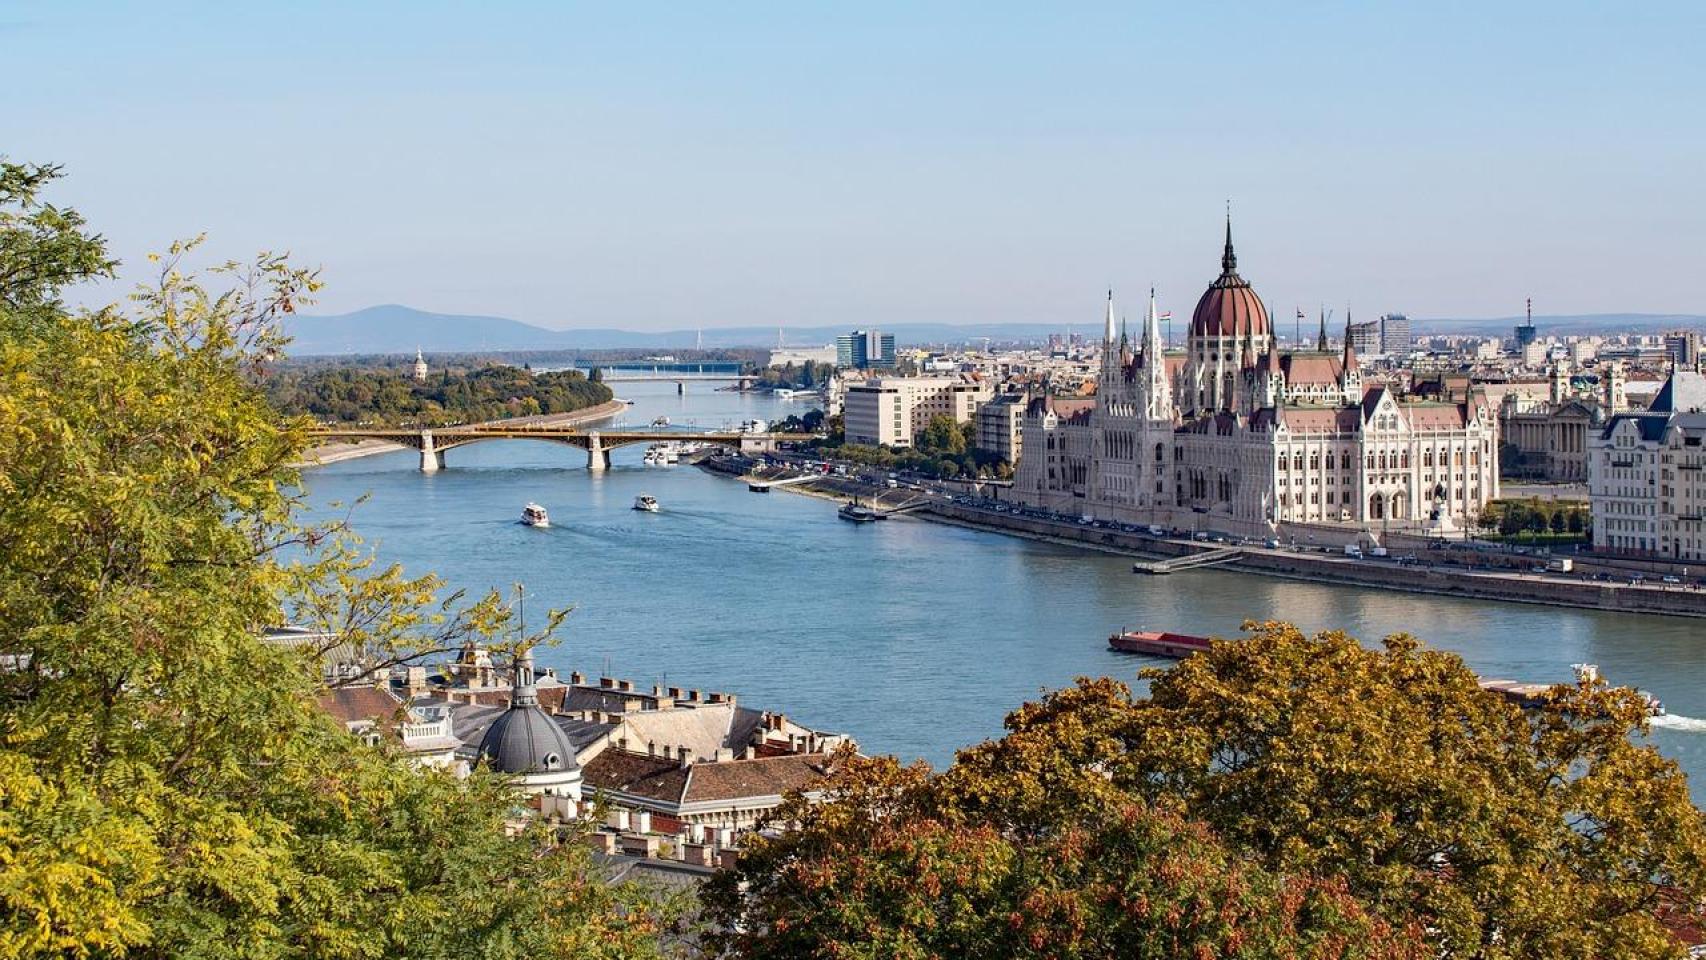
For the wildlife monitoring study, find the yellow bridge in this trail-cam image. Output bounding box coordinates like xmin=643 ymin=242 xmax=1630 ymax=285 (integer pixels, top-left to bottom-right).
xmin=304 ymin=425 xmax=812 ymax=472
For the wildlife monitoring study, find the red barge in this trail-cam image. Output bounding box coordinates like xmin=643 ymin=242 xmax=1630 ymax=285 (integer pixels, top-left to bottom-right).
xmin=1107 ymin=630 xmax=1213 ymax=658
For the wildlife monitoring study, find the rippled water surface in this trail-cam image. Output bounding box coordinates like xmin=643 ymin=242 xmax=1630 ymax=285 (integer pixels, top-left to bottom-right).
xmin=300 ymin=381 xmax=1706 ymax=795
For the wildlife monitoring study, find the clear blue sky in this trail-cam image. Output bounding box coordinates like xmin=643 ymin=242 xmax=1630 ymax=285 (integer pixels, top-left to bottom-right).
xmin=8 ymin=2 xmax=1703 ymax=331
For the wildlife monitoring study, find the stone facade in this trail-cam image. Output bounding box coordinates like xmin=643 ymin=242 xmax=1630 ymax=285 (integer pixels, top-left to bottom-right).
xmin=1014 ymin=227 xmax=1500 ymax=538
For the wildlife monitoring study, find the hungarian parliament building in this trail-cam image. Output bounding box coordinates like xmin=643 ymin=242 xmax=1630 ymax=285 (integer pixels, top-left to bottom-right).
xmin=1013 ymin=224 xmax=1501 ymax=539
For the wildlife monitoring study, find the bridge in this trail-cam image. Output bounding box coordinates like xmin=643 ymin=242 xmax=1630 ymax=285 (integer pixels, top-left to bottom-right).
xmin=305 ymin=424 xmax=812 ymax=472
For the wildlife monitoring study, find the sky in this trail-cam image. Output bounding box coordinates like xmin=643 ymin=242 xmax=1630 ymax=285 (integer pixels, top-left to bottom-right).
xmin=7 ymin=2 xmax=1704 ymax=332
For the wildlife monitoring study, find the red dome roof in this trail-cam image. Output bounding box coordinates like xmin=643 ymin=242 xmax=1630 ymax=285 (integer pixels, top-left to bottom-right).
xmin=1190 ymin=221 xmax=1269 ymax=339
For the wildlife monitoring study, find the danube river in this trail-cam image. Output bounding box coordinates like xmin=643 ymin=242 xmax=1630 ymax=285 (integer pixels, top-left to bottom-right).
xmin=299 ymin=381 xmax=1706 ymax=791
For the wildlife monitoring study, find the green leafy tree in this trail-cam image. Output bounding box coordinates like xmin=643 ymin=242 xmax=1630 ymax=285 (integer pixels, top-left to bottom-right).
xmin=918 ymin=414 xmax=966 ymax=456
xmin=0 ymin=165 xmax=681 ymax=959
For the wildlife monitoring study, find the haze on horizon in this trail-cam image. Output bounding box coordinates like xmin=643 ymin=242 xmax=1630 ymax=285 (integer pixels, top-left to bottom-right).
xmin=9 ymin=2 xmax=1703 ymax=332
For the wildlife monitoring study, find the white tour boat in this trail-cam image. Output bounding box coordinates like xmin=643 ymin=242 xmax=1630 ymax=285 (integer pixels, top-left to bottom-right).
xmin=633 ymin=494 xmax=660 ymax=513
xmin=520 ymin=502 xmax=550 ymax=528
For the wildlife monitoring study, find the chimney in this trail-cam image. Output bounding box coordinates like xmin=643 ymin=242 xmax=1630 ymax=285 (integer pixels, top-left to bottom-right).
xmin=667 ymin=686 xmax=683 ymax=699
xmin=647 ymin=740 xmax=656 ymax=757
xmin=655 ymin=697 xmax=674 ymax=711
xmin=570 ymin=670 xmax=585 ymax=685
xmin=713 ymin=747 xmax=734 ymax=763
xmin=599 ymin=676 xmax=615 ymax=688
xmin=651 ymin=685 xmax=663 ymax=696
xmin=708 ymin=692 xmax=725 ymax=704
xmin=677 ymin=745 xmax=692 ymax=767
xmin=617 ymin=679 xmax=633 ymax=692
xmin=688 ymin=689 xmax=701 ymax=702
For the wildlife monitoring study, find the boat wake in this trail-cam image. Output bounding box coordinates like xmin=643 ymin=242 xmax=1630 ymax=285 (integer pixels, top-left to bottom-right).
xmin=1650 ymin=714 xmax=1706 ymax=733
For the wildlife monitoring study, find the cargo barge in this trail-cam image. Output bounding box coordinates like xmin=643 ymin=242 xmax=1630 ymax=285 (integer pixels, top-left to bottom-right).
xmin=1107 ymin=630 xmax=1213 ymax=658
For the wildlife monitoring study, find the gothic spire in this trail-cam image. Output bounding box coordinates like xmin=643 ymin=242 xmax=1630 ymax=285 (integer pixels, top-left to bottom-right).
xmin=1342 ymin=309 xmax=1360 ymax=373
xmin=1103 ymin=288 xmax=1118 ymax=345
xmin=1221 ymin=205 xmax=1237 ymax=275
xmin=1317 ymin=307 xmax=1329 ymax=352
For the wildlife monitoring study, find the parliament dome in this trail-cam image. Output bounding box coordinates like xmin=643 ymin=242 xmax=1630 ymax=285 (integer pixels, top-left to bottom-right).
xmin=1190 ymin=219 xmax=1270 ymax=340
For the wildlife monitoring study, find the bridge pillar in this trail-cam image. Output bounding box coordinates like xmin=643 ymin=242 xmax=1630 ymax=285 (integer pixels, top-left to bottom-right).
xmin=419 ymin=431 xmax=444 ymax=473
xmin=586 ymin=432 xmax=610 ymax=472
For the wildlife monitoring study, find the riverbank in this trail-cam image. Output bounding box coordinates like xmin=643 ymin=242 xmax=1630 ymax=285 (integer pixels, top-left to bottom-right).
xmin=294 ymin=399 xmax=628 ymax=468
xmin=701 ymin=456 xmax=1706 ymax=620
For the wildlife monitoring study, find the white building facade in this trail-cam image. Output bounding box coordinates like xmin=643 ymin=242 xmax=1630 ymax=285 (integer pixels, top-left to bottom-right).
xmin=1590 ymin=372 xmax=1706 ymax=559
xmin=844 ymin=375 xmax=994 ymax=447
xmin=1014 ymin=223 xmax=1500 ymax=540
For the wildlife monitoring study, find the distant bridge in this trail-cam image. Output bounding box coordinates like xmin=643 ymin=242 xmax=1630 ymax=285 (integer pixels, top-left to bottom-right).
xmin=304 ymin=424 xmax=811 ymax=472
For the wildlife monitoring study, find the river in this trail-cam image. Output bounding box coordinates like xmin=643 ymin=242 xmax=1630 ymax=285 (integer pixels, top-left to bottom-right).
xmin=298 ymin=380 xmax=1706 ymax=793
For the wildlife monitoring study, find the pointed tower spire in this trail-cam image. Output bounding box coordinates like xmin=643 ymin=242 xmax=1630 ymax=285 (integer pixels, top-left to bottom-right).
xmin=1317 ymin=307 xmax=1329 ymax=352
xmin=1103 ymin=288 xmax=1118 ymax=344
xmin=1221 ymin=202 xmax=1237 ymax=275
xmin=1143 ymin=286 xmax=1171 ymax=420
xmin=1342 ymin=309 xmax=1360 ymax=373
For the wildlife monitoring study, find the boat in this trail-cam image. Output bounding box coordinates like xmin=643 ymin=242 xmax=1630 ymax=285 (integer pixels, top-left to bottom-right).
xmin=838 ymin=502 xmax=882 ymax=523
xmin=520 ymin=502 xmax=550 ymax=528
xmin=633 ymin=494 xmax=659 ymax=513
xmin=773 ymin=388 xmax=798 ymax=400
xmin=651 ymin=416 xmax=671 ymax=427
xmin=1479 ymin=664 xmax=1665 ymax=716
xmin=1107 ymin=630 xmax=1212 ymax=658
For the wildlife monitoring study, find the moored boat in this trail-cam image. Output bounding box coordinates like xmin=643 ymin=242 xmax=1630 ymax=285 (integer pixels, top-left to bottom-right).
xmin=520 ymin=502 xmax=550 ymax=528
xmin=838 ymin=502 xmax=881 ymax=523
xmin=1107 ymin=630 xmax=1212 ymax=658
xmin=651 ymin=416 xmax=671 ymax=427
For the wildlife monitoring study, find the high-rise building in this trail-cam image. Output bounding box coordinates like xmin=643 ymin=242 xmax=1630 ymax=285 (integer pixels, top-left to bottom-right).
xmin=1664 ymin=330 xmax=1703 ymax=371
xmin=1380 ymin=313 xmax=1412 ymax=354
xmin=1347 ymin=319 xmax=1382 ymax=356
xmin=835 ymin=330 xmax=897 ymax=369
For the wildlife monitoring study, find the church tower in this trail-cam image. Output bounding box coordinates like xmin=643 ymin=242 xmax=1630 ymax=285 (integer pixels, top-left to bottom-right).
xmin=413 ymin=347 xmax=429 ymax=382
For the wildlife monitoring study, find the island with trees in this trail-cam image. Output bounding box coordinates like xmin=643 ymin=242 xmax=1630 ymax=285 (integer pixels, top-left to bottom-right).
xmin=266 ymin=361 xmax=613 ymax=426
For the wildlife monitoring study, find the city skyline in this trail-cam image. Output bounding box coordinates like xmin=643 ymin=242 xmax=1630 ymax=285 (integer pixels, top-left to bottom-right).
xmin=9 ymin=2 xmax=1704 ymax=330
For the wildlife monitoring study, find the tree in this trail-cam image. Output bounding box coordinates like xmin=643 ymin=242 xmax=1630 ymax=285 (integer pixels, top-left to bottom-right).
xmin=588 ymin=365 xmax=604 ymax=384
xmin=705 ymin=752 xmax=1426 ymax=960
xmin=0 ymin=165 xmax=681 ymax=958
xmin=919 ymin=414 xmax=966 ymax=456
xmin=934 ymin=622 xmax=1706 ymax=959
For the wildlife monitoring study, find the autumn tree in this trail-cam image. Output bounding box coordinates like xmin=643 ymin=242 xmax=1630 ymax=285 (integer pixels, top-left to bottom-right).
xmin=705 ymin=752 xmax=1427 ymax=960
xmin=937 ymin=622 xmax=1706 ymax=959
xmin=0 ymin=163 xmax=682 ymax=958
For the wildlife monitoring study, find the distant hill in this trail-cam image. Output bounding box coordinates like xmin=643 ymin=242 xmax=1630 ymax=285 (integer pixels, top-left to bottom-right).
xmin=282 ymin=305 xmax=1706 ymax=356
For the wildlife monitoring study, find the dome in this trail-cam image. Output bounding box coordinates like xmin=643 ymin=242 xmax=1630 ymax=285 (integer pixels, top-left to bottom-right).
xmin=1190 ymin=219 xmax=1269 ymax=340
xmin=477 ymin=650 xmax=580 ymax=776
xmin=478 ymin=704 xmax=578 ymax=774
